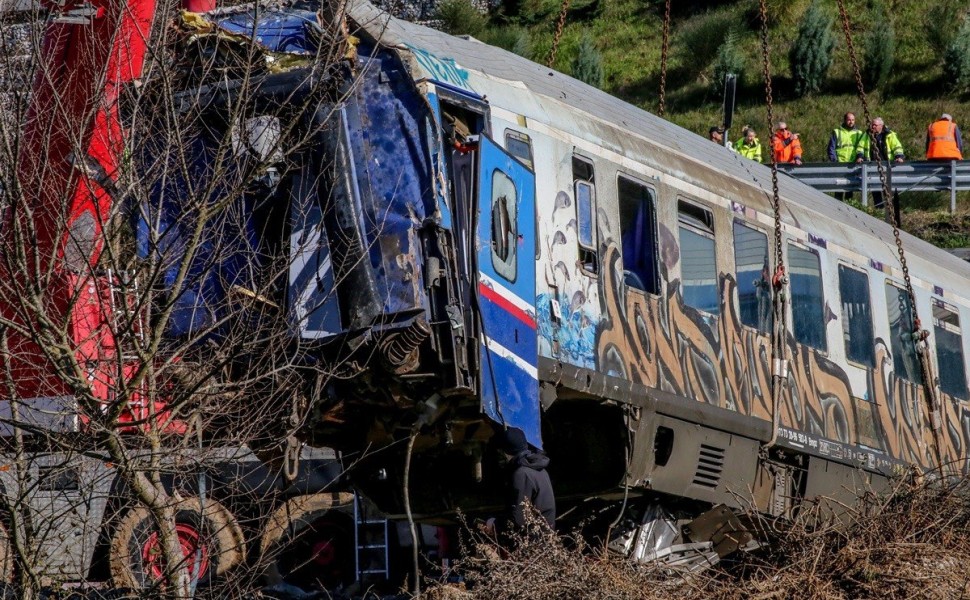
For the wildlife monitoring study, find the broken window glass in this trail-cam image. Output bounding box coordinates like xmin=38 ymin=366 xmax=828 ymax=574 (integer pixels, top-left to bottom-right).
xmin=885 ymin=283 xmax=922 ymax=384
xmin=490 ymin=170 xmax=517 ymax=282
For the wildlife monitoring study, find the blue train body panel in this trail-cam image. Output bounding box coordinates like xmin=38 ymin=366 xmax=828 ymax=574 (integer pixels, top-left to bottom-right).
xmin=350 ymin=48 xmax=436 ymax=317
xmin=476 ymin=136 xmax=540 ymax=447
xmin=151 ymin=5 xmax=552 ymax=462
xmin=215 ymin=9 xmax=320 ymax=55
xmin=136 ymin=131 xmax=263 ymax=338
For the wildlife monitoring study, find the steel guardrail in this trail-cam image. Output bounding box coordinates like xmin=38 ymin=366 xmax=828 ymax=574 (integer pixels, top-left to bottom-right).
xmin=777 ymin=160 xmax=970 ymax=212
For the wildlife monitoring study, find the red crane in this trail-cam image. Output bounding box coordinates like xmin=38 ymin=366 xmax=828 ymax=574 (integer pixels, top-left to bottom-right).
xmin=6 ymin=0 xmax=213 ymax=429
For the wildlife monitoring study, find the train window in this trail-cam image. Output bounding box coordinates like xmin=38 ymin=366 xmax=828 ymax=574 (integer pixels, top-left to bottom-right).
xmin=576 ymin=182 xmax=595 ymax=248
xmin=490 ymin=170 xmax=517 ymax=281
xmin=504 ymin=130 xmax=533 ymax=170
xmin=618 ymin=175 xmax=659 ymax=294
xmin=678 ymin=201 xmax=718 ymax=315
xmin=788 ymin=244 xmax=826 ymax=351
xmin=838 ymin=265 xmax=874 ymax=367
xmin=573 ymin=155 xmax=595 ymax=183
xmin=733 ymin=222 xmax=771 ymax=332
xmin=933 ymin=301 xmax=967 ymax=399
xmin=885 ymin=283 xmax=922 ymax=384
xmin=573 ymin=156 xmax=597 ymax=274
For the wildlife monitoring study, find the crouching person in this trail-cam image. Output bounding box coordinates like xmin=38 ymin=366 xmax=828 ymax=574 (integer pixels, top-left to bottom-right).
xmin=486 ymin=427 xmax=556 ymax=542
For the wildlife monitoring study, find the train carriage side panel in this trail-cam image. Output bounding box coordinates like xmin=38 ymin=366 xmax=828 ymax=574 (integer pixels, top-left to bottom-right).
xmin=347 ymin=1 xmax=970 ymax=491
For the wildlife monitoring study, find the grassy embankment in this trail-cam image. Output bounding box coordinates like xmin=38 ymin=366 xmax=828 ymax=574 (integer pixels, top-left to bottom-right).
xmin=473 ymin=0 xmax=970 ymax=247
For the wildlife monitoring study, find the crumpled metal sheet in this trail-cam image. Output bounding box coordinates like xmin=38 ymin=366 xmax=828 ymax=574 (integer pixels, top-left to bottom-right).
xmin=179 ymin=8 xmax=324 ymax=72
xmin=213 ymin=9 xmax=320 ymax=55
xmin=339 ymin=47 xmax=434 ymax=320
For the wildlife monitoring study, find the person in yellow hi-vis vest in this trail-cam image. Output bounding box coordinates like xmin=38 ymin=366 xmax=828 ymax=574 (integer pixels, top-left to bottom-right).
xmin=858 ymin=117 xmax=905 ymax=163
xmin=735 ymin=127 xmax=762 ymax=163
xmin=827 ymin=112 xmax=863 ymax=201
xmin=857 ymin=117 xmax=905 ymax=211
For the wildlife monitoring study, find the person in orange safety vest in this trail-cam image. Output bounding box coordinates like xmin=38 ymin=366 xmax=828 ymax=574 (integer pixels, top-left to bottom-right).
xmin=771 ymin=121 xmax=803 ymax=165
xmin=925 ymin=113 xmax=963 ymax=160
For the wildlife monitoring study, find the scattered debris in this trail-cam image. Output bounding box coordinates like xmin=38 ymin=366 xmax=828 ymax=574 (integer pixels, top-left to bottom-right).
xmin=423 ymin=479 xmax=970 ymax=600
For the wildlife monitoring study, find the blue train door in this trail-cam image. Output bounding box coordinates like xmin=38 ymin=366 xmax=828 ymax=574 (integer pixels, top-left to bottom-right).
xmin=476 ymin=136 xmax=540 ymax=448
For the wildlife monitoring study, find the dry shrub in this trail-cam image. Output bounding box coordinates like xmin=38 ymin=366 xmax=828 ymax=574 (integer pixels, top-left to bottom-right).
xmin=425 ymin=510 xmax=679 ymax=600
xmin=718 ymin=477 xmax=970 ymax=600
xmin=426 ymin=479 xmax=970 ymax=600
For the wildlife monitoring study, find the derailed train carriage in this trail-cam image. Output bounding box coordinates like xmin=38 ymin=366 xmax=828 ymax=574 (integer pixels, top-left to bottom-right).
xmin=167 ymin=0 xmax=970 ymax=557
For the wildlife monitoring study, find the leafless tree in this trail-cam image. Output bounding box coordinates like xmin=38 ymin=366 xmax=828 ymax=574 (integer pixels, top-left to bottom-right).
xmin=0 ymin=1 xmax=365 ymax=597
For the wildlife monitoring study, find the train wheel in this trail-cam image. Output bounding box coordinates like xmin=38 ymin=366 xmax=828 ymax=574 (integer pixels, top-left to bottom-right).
xmin=260 ymin=492 xmax=356 ymax=590
xmin=109 ymin=496 xmax=245 ymax=590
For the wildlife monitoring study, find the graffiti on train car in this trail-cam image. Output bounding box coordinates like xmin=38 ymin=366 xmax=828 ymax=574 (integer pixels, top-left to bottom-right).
xmin=538 ymin=187 xmax=970 ymax=475
xmin=404 ymin=44 xmax=471 ymax=91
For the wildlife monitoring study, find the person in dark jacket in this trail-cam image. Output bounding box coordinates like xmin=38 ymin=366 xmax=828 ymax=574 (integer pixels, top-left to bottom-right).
xmin=487 ymin=427 xmax=556 ymax=537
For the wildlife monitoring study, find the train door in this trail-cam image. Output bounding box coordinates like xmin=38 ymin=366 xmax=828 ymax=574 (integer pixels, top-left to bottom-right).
xmin=476 ymin=136 xmax=540 ymax=447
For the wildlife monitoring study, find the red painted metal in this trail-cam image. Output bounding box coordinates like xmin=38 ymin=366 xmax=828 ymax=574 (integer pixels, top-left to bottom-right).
xmin=4 ymin=0 xmax=203 ymax=433
xmin=312 ymin=539 xmax=336 ymax=566
xmin=142 ymin=523 xmax=210 ymax=581
xmin=182 ymin=0 xmax=215 ymax=12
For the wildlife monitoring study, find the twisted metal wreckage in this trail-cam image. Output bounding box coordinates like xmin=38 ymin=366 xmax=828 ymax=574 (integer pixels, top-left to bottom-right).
xmin=3 ymin=0 xmax=970 ymax=590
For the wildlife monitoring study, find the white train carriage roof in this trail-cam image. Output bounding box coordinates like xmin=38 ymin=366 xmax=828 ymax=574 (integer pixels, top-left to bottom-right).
xmin=347 ymin=0 xmax=970 ymax=289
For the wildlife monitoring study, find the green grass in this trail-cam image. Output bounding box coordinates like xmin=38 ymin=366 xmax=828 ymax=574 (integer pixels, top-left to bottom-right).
xmin=486 ymin=0 xmax=965 ymax=163
xmin=906 ymin=209 xmax=970 ymax=248
xmin=482 ymin=0 xmax=970 ymax=234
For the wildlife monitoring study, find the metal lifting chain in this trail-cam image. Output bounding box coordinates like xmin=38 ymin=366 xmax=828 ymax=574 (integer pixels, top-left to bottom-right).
xmin=835 ymin=0 xmax=944 ymax=470
xmin=758 ymin=0 xmax=788 ymax=447
xmin=658 ymin=0 xmax=671 ymax=117
xmin=547 ymin=0 xmax=570 ymax=67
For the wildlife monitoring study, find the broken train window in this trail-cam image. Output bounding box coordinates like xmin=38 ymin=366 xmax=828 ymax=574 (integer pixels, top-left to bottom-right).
xmin=491 ymin=169 xmax=517 ymax=282
xmin=733 ymin=221 xmax=771 ymax=332
xmin=885 ymin=282 xmax=921 ymax=384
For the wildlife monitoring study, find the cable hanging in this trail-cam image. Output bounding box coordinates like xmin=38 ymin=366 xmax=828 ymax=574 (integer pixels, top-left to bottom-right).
xmin=834 ymin=0 xmax=945 ymax=473
xmin=757 ymin=0 xmax=789 ymax=449
xmin=658 ymin=0 xmax=671 ymax=117
xmin=547 ymin=0 xmax=570 ymax=67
